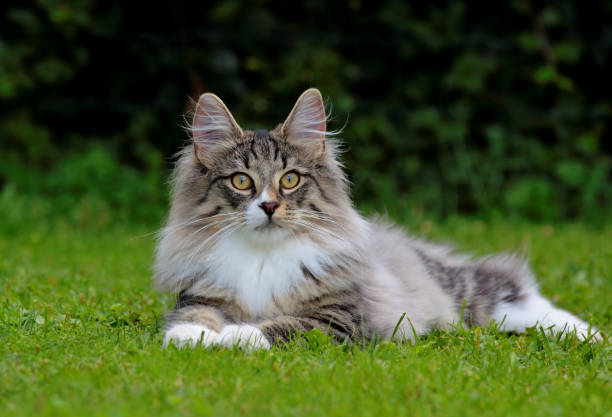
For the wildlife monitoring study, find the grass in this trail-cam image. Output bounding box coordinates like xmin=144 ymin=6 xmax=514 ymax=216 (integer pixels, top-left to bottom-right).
xmin=1 ymin=214 xmax=611 ymax=417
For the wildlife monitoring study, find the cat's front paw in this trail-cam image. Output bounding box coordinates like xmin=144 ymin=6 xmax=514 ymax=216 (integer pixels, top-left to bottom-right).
xmin=571 ymin=324 xmax=602 ymax=343
xmin=219 ymin=324 xmax=271 ymax=350
xmin=164 ymin=323 xmax=221 ymax=348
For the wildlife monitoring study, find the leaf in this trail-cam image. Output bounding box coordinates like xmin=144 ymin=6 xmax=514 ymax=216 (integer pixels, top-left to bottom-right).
xmin=443 ymin=53 xmax=497 ymax=93
xmin=554 ymin=40 xmax=581 ymax=63
xmin=556 ymin=160 xmax=585 ymax=187
xmin=534 ymin=66 xmax=556 ymax=84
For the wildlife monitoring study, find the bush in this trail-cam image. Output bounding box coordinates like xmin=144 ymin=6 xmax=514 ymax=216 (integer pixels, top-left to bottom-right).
xmin=0 ymin=145 xmax=166 ymax=229
xmin=1 ymin=1 xmax=611 ymax=222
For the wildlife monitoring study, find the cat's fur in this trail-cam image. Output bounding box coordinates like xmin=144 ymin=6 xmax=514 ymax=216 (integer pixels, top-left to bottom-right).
xmin=154 ymin=88 xmax=600 ymax=349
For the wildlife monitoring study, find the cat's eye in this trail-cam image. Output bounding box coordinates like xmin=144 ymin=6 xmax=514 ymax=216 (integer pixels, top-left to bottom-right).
xmin=231 ymin=173 xmax=253 ymax=190
xmin=280 ymin=171 xmax=300 ymax=189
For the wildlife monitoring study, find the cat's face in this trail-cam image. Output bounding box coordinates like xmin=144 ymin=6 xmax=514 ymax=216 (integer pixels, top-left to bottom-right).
xmin=193 ymin=129 xmax=333 ymax=242
xmin=171 ymin=89 xmax=350 ymax=247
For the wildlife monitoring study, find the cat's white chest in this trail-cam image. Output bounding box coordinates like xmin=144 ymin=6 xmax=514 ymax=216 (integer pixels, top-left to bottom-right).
xmin=195 ymin=232 xmax=329 ymax=315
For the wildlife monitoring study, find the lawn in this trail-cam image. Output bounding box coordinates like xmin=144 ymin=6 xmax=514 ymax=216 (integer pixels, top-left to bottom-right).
xmin=1 ymin=215 xmax=610 ymax=417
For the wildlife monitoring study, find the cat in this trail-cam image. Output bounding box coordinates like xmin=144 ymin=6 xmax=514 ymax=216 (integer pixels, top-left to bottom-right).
xmin=154 ymin=88 xmax=600 ymax=349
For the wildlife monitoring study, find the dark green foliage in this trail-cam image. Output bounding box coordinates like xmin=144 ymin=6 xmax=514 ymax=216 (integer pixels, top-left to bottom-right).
xmin=1 ymin=1 xmax=611 ymax=222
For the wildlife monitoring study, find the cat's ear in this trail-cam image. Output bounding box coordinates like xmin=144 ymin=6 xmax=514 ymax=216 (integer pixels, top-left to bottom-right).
xmin=191 ymin=93 xmax=243 ymax=165
xmin=281 ymin=88 xmax=327 ymax=155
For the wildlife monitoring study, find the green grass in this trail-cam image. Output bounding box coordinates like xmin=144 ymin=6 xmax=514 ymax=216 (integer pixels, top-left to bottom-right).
xmin=1 ymin=216 xmax=611 ymax=417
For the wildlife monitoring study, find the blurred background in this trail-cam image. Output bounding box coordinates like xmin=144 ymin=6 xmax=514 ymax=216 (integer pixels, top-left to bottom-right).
xmin=1 ymin=0 xmax=611 ymax=228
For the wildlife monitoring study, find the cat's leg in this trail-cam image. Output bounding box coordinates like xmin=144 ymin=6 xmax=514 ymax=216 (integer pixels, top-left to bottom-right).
xmin=258 ymin=309 xmax=363 ymax=346
xmin=218 ymin=324 xmax=271 ymax=349
xmin=165 ymin=290 xmax=362 ymax=349
xmin=256 ymin=316 xmax=312 ymax=344
xmin=165 ymin=303 xmax=271 ymax=349
xmin=169 ymin=310 xmax=357 ymax=350
xmin=492 ymin=288 xmax=600 ymax=341
xmin=251 ymin=287 xmax=364 ymax=346
xmin=164 ymin=305 xmax=225 ymax=348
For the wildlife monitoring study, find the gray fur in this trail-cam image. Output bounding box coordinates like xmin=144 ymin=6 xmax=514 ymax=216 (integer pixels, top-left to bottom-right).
xmin=156 ymin=89 xmax=600 ymax=348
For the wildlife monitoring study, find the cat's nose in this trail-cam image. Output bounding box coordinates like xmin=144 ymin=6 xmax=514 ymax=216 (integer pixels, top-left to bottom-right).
xmin=258 ymin=201 xmax=279 ymax=217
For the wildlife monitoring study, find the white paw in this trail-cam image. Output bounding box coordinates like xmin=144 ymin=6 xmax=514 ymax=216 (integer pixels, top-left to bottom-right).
xmin=543 ymin=321 xmax=602 ymax=343
xmin=219 ymin=324 xmax=271 ymax=350
xmin=564 ymin=323 xmax=602 ymax=343
xmin=164 ymin=323 xmax=220 ymax=348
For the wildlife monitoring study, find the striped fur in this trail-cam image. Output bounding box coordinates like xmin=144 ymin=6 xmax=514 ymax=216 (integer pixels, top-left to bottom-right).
xmin=155 ymin=89 xmax=600 ymax=348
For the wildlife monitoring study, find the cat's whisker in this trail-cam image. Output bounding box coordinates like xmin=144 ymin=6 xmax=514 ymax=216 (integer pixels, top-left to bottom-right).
xmin=160 ymin=211 xmax=245 ymax=237
xmin=289 ymin=209 xmax=350 ymax=226
xmin=298 ymin=222 xmax=346 ymax=241
xmin=133 ymin=216 xmax=207 ymax=240
xmin=180 ymin=215 xmax=245 ymax=242
xmin=157 ymin=216 xmax=226 ymax=237
xmin=289 ymin=208 xmax=350 ymax=219
xmin=169 ymin=219 xmax=243 ymax=276
xmin=292 ymin=219 xmax=348 ymax=243
xmin=190 ymin=220 xmax=244 ymax=254
xmin=176 ymin=221 xmax=245 ymax=286
xmin=186 ymin=223 xmax=242 ymax=265
xmin=199 ymin=210 xmax=245 ymax=220
xmin=155 ymin=88 xmax=602 ymax=349
xmin=296 ymin=213 xmax=343 ymax=227
xmin=189 ymin=218 xmax=235 ymax=236
xmin=291 ymin=210 xmax=335 ymax=219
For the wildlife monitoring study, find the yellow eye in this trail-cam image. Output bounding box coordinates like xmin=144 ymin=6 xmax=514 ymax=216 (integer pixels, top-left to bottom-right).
xmin=231 ymin=173 xmax=252 ymax=190
xmin=281 ymin=171 xmax=300 ymax=189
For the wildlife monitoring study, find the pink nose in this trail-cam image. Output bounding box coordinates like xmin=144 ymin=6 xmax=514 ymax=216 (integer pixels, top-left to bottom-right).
xmin=258 ymin=201 xmax=279 ymax=217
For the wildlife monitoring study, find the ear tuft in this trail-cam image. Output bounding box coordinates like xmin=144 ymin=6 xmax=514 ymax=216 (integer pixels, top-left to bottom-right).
xmin=281 ymin=88 xmax=327 ymax=153
xmin=192 ymin=93 xmax=242 ymax=165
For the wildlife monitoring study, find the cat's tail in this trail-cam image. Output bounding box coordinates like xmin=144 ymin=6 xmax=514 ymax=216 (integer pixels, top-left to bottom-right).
xmin=477 ymin=255 xmax=601 ymax=342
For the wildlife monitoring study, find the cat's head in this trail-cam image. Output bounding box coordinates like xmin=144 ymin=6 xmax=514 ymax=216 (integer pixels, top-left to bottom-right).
xmin=166 ymin=88 xmax=354 ymax=249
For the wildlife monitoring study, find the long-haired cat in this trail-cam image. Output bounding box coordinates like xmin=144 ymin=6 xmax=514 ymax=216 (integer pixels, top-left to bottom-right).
xmin=155 ymin=88 xmax=600 ymax=349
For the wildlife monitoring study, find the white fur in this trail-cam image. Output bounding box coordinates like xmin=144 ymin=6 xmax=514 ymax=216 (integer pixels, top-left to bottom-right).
xmin=493 ymin=291 xmax=600 ymax=341
xmin=245 ymin=187 xmax=285 ymax=231
xmin=361 ymin=224 xmax=458 ymax=340
xmin=155 ymin=195 xmax=366 ymax=309
xmin=187 ymin=232 xmax=331 ymax=315
xmin=219 ymin=324 xmax=270 ymax=349
xmin=157 ymin=89 xmax=601 ymax=347
xmin=164 ymin=323 xmax=270 ymax=349
xmin=164 ymin=323 xmax=220 ymax=348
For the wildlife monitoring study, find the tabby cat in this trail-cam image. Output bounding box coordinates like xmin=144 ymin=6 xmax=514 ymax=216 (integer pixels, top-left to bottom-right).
xmin=154 ymin=88 xmax=599 ymax=349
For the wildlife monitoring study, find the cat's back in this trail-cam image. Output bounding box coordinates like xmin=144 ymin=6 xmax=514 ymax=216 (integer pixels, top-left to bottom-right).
xmin=364 ymin=217 xmax=464 ymax=275
xmin=359 ymin=217 xmax=458 ymax=337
